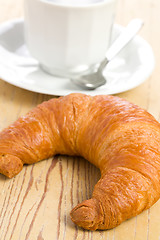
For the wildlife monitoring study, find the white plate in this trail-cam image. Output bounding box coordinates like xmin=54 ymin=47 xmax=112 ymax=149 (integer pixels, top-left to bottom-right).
xmin=0 ymin=18 xmax=155 ymax=96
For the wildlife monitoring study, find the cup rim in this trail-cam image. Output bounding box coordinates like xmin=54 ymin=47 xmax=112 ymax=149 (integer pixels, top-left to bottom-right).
xmin=39 ymin=0 xmax=115 ymax=9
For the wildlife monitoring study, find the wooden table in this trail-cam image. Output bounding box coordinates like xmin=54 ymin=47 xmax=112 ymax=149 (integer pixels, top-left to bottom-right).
xmin=0 ymin=0 xmax=160 ymax=239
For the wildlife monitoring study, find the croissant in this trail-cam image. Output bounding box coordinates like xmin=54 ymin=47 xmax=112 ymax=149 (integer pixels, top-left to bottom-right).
xmin=0 ymin=93 xmax=160 ymax=230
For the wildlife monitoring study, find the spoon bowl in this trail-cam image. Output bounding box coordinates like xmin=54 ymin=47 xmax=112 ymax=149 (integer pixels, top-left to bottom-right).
xmin=71 ymin=71 xmax=106 ymax=90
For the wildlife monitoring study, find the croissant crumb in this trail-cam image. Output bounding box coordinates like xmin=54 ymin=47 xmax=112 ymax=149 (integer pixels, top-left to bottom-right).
xmin=0 ymin=93 xmax=160 ymax=230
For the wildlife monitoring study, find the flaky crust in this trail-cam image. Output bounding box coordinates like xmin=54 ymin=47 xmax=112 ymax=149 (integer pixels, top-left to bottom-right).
xmin=0 ymin=93 xmax=160 ymax=230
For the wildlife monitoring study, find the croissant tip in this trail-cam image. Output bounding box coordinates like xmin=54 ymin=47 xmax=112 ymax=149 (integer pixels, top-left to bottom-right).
xmin=0 ymin=154 xmax=23 ymax=178
xmin=70 ymin=199 xmax=102 ymax=230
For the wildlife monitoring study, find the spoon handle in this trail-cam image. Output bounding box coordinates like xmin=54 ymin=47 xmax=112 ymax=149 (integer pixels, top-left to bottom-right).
xmin=106 ymin=18 xmax=144 ymax=62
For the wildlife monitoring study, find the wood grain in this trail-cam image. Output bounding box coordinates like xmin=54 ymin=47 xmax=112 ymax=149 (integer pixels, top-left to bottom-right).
xmin=0 ymin=0 xmax=160 ymax=239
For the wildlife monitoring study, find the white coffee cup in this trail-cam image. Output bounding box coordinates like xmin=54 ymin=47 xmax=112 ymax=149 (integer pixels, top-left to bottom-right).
xmin=24 ymin=0 xmax=117 ymax=77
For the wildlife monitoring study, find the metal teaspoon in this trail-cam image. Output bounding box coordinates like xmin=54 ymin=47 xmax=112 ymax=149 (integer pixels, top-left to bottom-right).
xmin=71 ymin=19 xmax=144 ymax=90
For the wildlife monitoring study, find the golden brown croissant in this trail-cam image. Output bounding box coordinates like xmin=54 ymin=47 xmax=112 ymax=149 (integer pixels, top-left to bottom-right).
xmin=0 ymin=93 xmax=160 ymax=230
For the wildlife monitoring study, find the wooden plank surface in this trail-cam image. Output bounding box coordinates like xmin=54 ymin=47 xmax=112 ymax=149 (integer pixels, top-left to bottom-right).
xmin=0 ymin=0 xmax=160 ymax=239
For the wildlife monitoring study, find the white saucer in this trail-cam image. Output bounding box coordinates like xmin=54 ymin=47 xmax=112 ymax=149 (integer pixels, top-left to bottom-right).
xmin=0 ymin=18 xmax=155 ymax=96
